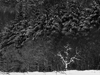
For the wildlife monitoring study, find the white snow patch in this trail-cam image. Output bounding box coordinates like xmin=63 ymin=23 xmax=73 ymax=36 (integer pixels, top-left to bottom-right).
xmin=0 ymin=71 xmax=100 ymax=75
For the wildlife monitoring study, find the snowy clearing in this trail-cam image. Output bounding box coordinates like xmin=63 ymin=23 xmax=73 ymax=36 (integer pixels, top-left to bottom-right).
xmin=0 ymin=71 xmax=100 ymax=75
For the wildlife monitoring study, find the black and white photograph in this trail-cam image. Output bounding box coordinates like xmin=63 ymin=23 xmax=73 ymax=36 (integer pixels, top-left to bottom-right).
xmin=0 ymin=0 xmax=100 ymax=75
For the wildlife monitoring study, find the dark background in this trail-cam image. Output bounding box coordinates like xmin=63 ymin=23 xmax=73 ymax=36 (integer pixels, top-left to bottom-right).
xmin=0 ymin=0 xmax=100 ymax=72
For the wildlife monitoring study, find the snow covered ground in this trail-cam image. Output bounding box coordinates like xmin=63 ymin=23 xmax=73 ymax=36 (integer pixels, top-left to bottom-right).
xmin=0 ymin=71 xmax=100 ymax=75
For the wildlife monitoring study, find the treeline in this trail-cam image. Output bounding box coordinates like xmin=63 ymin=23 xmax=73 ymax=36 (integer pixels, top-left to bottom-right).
xmin=0 ymin=0 xmax=100 ymax=72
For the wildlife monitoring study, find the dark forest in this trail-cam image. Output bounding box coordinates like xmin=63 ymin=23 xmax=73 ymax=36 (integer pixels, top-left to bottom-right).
xmin=0 ymin=0 xmax=100 ymax=72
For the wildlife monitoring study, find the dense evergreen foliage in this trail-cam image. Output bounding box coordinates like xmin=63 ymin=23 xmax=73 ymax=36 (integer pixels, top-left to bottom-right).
xmin=0 ymin=0 xmax=100 ymax=72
